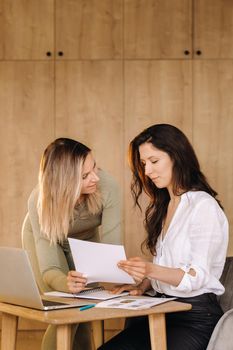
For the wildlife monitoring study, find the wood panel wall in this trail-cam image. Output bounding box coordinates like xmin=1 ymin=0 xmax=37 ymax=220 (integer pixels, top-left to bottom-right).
xmin=193 ymin=61 xmax=233 ymax=247
xmin=0 ymin=62 xmax=54 ymax=246
xmin=55 ymin=61 xmax=124 ymax=189
xmin=124 ymin=60 xmax=192 ymax=256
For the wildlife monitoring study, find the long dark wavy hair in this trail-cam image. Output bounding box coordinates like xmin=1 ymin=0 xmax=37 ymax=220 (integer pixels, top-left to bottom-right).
xmin=129 ymin=124 xmax=222 ymax=255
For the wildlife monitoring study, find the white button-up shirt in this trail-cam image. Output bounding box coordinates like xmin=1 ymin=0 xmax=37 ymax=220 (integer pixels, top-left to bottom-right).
xmin=151 ymin=191 xmax=229 ymax=297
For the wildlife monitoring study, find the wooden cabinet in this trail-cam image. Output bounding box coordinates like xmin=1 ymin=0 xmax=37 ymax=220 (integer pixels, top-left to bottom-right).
xmin=124 ymin=0 xmax=192 ymax=59
xmin=2 ymin=0 xmax=233 ymax=60
xmin=0 ymin=0 xmax=54 ymax=60
xmin=194 ymin=0 xmax=233 ymax=58
xmin=0 ymin=0 xmax=122 ymax=60
xmin=0 ymin=62 xmax=54 ymax=246
xmin=124 ymin=0 xmax=233 ymax=59
xmin=56 ymin=0 xmax=123 ymax=59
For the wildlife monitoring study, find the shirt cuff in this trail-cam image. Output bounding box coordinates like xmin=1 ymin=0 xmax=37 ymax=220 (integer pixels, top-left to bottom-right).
xmin=170 ymin=264 xmax=202 ymax=293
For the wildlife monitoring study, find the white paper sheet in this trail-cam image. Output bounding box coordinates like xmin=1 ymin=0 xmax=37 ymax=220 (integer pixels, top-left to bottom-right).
xmin=44 ymin=289 xmax=130 ymax=300
xmin=95 ymin=297 xmax=176 ymax=310
xmin=68 ymin=238 xmax=135 ymax=284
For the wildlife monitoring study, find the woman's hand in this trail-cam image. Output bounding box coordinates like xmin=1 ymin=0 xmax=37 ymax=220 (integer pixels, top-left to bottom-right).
xmin=67 ymin=270 xmax=87 ymax=293
xmin=110 ymin=284 xmax=144 ymax=296
xmin=119 ymin=258 xmax=187 ymax=287
xmin=118 ymin=257 xmax=153 ymax=282
xmin=110 ymin=278 xmax=152 ymax=296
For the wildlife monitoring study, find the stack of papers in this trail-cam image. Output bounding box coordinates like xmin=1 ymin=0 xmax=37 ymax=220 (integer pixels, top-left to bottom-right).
xmin=44 ymin=287 xmax=129 ymax=301
xmin=95 ymin=297 xmax=176 ymax=310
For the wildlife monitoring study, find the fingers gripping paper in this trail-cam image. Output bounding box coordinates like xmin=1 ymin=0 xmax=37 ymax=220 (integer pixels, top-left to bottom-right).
xmin=68 ymin=239 xmax=135 ymax=284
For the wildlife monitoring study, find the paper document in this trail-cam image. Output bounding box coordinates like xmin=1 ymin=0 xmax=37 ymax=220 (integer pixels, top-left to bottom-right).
xmin=68 ymin=238 xmax=135 ymax=284
xmin=96 ymin=296 xmax=176 ymax=310
xmin=45 ymin=287 xmax=129 ymax=301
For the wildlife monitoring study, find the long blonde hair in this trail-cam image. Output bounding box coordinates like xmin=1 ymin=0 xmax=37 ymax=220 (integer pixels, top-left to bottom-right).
xmin=37 ymin=138 xmax=102 ymax=244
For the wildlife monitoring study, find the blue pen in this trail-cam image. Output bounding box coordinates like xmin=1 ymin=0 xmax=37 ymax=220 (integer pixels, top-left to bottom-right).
xmin=80 ymin=304 xmax=96 ymax=311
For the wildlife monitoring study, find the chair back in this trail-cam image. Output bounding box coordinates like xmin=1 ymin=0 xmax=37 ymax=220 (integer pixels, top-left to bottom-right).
xmin=206 ymin=257 xmax=233 ymax=350
xmin=218 ymin=257 xmax=233 ymax=313
xmin=21 ymin=213 xmax=52 ymax=293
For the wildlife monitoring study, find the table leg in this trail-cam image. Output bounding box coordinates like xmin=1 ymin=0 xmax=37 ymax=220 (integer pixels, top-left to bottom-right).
xmin=91 ymin=320 xmax=104 ymax=349
xmin=148 ymin=313 xmax=167 ymax=350
xmin=1 ymin=312 xmax=18 ymax=350
xmin=56 ymin=324 xmax=72 ymax=350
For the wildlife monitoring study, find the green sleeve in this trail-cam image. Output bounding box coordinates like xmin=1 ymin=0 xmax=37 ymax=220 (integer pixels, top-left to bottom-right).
xmin=99 ymin=170 xmax=122 ymax=244
xmin=28 ymin=188 xmax=70 ymax=292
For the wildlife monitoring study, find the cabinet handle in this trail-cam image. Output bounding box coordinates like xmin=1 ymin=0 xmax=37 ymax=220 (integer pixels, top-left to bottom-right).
xmin=184 ymin=50 xmax=190 ymax=55
xmin=196 ymin=50 xmax=202 ymax=55
xmin=58 ymin=51 xmax=64 ymax=56
xmin=46 ymin=51 xmax=52 ymax=57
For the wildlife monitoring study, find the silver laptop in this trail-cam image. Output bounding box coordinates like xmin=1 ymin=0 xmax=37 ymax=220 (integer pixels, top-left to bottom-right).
xmin=0 ymin=247 xmax=88 ymax=311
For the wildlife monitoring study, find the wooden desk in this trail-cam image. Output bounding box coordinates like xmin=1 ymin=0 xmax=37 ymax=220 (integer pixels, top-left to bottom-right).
xmin=0 ymin=300 xmax=191 ymax=350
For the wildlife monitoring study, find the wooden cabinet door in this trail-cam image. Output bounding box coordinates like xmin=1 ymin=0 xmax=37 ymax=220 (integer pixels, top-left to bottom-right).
xmin=0 ymin=62 xmax=54 ymax=246
xmin=55 ymin=61 xmax=123 ymax=188
xmin=124 ymin=0 xmax=192 ymax=59
xmin=194 ymin=0 xmax=233 ymax=58
xmin=0 ymin=1 xmax=3 ymax=59
xmin=193 ymin=61 xmax=233 ymax=255
xmin=56 ymin=0 xmax=123 ymax=59
xmin=0 ymin=0 xmax=54 ymax=59
xmin=124 ymin=60 xmax=192 ymax=256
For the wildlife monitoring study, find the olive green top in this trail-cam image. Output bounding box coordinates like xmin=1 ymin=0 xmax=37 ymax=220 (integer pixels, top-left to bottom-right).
xmin=27 ymin=169 xmax=121 ymax=292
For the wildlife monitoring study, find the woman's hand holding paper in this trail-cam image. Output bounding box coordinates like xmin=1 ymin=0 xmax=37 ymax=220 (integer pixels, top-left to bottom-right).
xmin=117 ymin=257 xmax=154 ymax=282
xmin=67 ymin=270 xmax=87 ymax=293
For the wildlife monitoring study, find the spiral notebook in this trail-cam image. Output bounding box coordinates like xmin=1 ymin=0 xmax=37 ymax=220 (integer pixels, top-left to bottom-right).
xmin=45 ymin=287 xmax=129 ymax=300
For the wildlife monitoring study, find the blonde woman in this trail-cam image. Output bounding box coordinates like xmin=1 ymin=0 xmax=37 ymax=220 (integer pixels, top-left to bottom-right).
xmin=23 ymin=138 xmax=121 ymax=350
